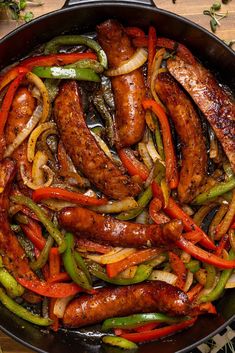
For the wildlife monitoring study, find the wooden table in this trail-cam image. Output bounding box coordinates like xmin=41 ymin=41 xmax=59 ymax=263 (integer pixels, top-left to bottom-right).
xmin=0 ymin=1 xmax=234 ymax=352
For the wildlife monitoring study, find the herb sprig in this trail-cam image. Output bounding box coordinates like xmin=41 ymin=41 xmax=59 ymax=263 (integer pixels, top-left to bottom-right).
xmin=0 ymin=0 xmax=43 ymax=22
xmin=203 ymin=2 xmax=229 ymax=33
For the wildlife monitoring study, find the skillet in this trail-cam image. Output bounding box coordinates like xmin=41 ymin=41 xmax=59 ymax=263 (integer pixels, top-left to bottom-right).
xmin=0 ymin=1 xmax=234 ymax=352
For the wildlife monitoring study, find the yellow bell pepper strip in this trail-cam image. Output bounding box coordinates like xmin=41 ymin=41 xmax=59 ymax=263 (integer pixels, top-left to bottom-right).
xmin=102 ymin=336 xmax=138 ymax=350
xmin=44 ymin=35 xmax=108 ymax=69
xmin=0 ymin=287 xmax=52 ymax=326
xmin=193 ymin=177 xmax=235 ymax=205
xmin=32 ymin=66 xmax=100 ymax=82
xmin=119 ymin=317 xmax=197 ymax=343
xmin=199 ymin=248 xmax=235 ymax=302
xmin=10 ymin=195 xmax=66 ymax=253
xmin=62 ymin=233 xmax=92 ymax=290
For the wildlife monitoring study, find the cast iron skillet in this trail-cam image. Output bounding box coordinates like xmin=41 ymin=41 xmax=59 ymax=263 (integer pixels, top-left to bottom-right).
xmin=0 ymin=1 xmax=234 ymax=352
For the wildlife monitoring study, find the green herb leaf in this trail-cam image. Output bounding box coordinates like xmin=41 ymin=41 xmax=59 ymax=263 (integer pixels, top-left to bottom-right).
xmin=210 ymin=17 xmax=218 ymax=32
xmin=211 ymin=2 xmax=221 ymax=11
xmin=23 ymin=10 xmax=33 ymax=22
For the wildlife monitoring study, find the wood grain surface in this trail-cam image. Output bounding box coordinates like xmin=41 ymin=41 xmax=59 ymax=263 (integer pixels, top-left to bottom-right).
xmin=0 ymin=0 xmax=234 ymax=352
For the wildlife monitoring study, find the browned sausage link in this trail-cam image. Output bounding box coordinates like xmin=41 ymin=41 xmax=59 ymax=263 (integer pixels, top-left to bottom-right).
xmin=54 ymin=80 xmax=141 ymax=200
xmin=63 ymin=281 xmax=191 ymax=327
xmin=58 ymin=206 xmax=183 ymax=248
xmin=5 ymin=87 xmax=36 ymax=190
xmin=155 ymin=72 xmax=207 ymax=203
xmin=167 ymin=56 xmax=235 ymax=172
xmin=97 ymin=19 xmax=146 ymax=148
xmin=0 ymin=159 xmax=37 ymax=280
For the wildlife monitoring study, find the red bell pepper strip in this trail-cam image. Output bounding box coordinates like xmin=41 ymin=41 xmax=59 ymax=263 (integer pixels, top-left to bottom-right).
xmin=47 ymin=272 xmax=70 ymax=284
xmin=32 ymin=187 xmax=107 ymax=206
xmin=106 ymin=248 xmax=161 ymax=278
xmin=125 ymin=27 xmax=146 ymax=38
xmin=215 ymin=233 xmax=229 ymax=256
xmin=151 ymin=181 xmax=164 ymax=203
xmin=163 ymin=197 xmax=216 ymax=251
xmin=17 ymin=278 xmax=82 ymax=298
xmin=118 ymin=148 xmax=149 ymax=181
xmin=76 ymin=238 xmax=113 ymax=254
xmin=187 ymin=283 xmax=203 ymax=302
xmin=168 ymin=251 xmax=187 ymax=290
xmin=0 ymin=69 xmax=28 ymax=138
xmin=135 ymin=322 xmax=160 ymax=333
xmin=120 ymin=318 xmax=197 ymax=343
xmin=183 ymin=231 xmax=202 ymax=244
xmin=176 ymin=237 xmax=235 ymax=269
xmin=190 ymin=302 xmax=217 ymax=316
xmin=142 ymin=100 xmax=179 ymax=189
xmin=149 ymin=197 xmax=170 ymax=224
xmin=49 ymin=247 xmax=61 ymax=278
xmin=49 ymin=298 xmax=59 ymax=332
xmin=21 ymin=219 xmax=46 ymax=251
xmin=147 ymin=26 xmax=157 ymax=86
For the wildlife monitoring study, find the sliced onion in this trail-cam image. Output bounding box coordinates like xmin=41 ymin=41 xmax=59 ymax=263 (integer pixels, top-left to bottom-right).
xmin=20 ymin=163 xmax=54 ymax=190
xmin=86 ymin=248 xmax=136 ymax=265
xmin=27 ymin=122 xmax=57 ymax=162
xmin=32 ymin=151 xmax=48 ymax=186
xmin=146 ymin=134 xmax=163 ymax=164
xmin=106 ymin=48 xmax=147 ymax=76
xmin=91 ymin=131 xmax=113 ymax=160
xmin=138 ymin=142 xmax=153 ymax=170
xmin=117 ymin=266 xmax=138 ymax=279
xmin=41 ymin=199 xmax=76 ymax=211
xmin=150 ymin=48 xmax=166 ymax=109
xmin=225 ymin=271 xmax=235 ymax=289
xmin=53 ymin=295 xmax=74 ymax=318
xmin=183 ymin=270 xmax=194 ymax=292
xmin=90 ymin=197 xmax=138 ymax=214
xmin=135 ymin=210 xmax=148 ymax=224
xmin=4 ymin=105 xmax=43 ymax=158
xmin=148 ymin=270 xmax=177 ymax=285
xmin=215 ymin=189 xmax=235 ymax=240
xmin=26 ymin=72 xmax=50 ymax=122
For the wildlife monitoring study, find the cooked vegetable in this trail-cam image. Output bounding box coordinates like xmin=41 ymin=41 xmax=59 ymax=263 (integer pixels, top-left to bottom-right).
xmin=102 ymin=336 xmax=138 ymax=350
xmin=33 ymin=66 xmax=100 ymax=82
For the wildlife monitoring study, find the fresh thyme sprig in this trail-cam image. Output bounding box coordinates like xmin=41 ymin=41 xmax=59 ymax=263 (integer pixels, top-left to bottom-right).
xmin=203 ymin=1 xmax=229 ymax=33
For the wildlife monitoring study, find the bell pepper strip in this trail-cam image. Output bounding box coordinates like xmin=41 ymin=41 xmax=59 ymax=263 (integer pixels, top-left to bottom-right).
xmin=21 ymin=220 xmax=46 ymax=251
xmin=49 ymin=298 xmax=59 ymax=332
xmin=120 ymin=317 xmax=197 ymax=343
xmin=147 ymin=26 xmax=157 ymax=87
xmin=32 ymin=66 xmax=100 ymax=82
xmin=193 ymin=177 xmax=235 ymax=205
xmin=74 ymin=251 xmax=92 ymax=285
xmin=17 ymin=277 xmax=82 ymax=298
xmin=102 ymin=313 xmax=183 ymax=332
xmin=102 ymin=336 xmax=138 ymax=350
xmin=199 ymin=248 xmax=235 ymax=303
xmin=30 ymin=236 xmax=54 ymax=271
xmin=229 ymin=229 xmax=235 ymax=252
xmin=185 ymin=260 xmax=201 ymax=274
xmin=49 ymin=247 xmax=61 ymax=278
xmin=32 ymin=187 xmax=107 ymax=206
xmin=215 ymin=234 xmax=229 ymax=256
xmin=149 ymin=197 xmax=170 ymax=224
xmin=176 ymin=237 xmax=235 ymax=269
xmin=162 ymin=197 xmax=216 ymax=251
xmin=142 ymin=99 xmax=179 ymax=189
xmin=190 ymin=302 xmax=217 ymax=316
xmin=87 ymin=261 xmax=153 ymax=286
xmin=151 ymin=180 xmax=164 ymax=203
xmin=118 ymin=148 xmax=149 ymax=181
xmin=135 ymin=322 xmax=160 ymax=332
xmin=168 ymin=252 xmax=187 ymax=290
xmin=184 ymin=231 xmax=202 ymax=244
xmin=47 ymin=272 xmax=70 ymax=284
xmin=187 ymin=283 xmax=203 ymax=302
xmin=0 ymin=287 xmax=52 ymax=326
xmin=116 ymin=185 xmax=152 ymax=221
xmin=76 ymin=238 xmax=113 ymax=254
xmin=106 ymin=248 xmax=162 ymax=278
xmin=62 ymin=233 xmax=92 ymax=290
xmin=11 ymin=195 xmax=66 ymax=253
xmin=204 ymin=263 xmax=216 ymax=290
xmin=125 ymin=26 xmax=146 ymax=38
xmin=0 ymin=69 xmax=28 ymax=139
xmin=44 ymin=35 xmax=108 ymax=69
xmin=0 ymin=256 xmax=24 ymax=298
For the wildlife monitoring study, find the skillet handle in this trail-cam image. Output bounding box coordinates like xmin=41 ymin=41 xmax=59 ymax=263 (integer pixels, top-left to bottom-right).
xmin=64 ymin=0 xmax=154 ymax=7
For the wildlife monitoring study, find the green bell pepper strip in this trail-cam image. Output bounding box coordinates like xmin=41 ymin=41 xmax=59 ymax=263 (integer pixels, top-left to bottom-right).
xmin=185 ymin=260 xmax=201 ymax=273
xmin=66 ymin=59 xmax=104 ymax=73
xmin=200 ymin=248 xmax=235 ymax=303
xmin=102 ymin=313 xmax=183 ymax=331
xmin=102 ymin=336 xmax=138 ymax=350
xmin=154 ymin=118 xmax=165 ymax=161
xmin=192 ymin=177 xmax=235 ymax=205
xmin=63 ymin=233 xmax=91 ymax=290
xmin=204 ymin=263 xmax=216 ymax=290
xmin=116 ymin=185 xmax=152 ymax=221
xmin=10 ymin=195 xmax=66 ymax=253
xmin=0 ymin=256 xmax=24 ymax=297
xmin=32 ymin=66 xmax=100 ymax=82
xmin=74 ymin=251 xmax=92 ymax=285
xmin=0 ymin=287 xmax=52 ymax=326
xmin=44 ymin=35 xmax=108 ymax=69
xmin=87 ymin=261 xmax=153 ymax=285
xmin=30 ymin=235 xmax=54 ymax=271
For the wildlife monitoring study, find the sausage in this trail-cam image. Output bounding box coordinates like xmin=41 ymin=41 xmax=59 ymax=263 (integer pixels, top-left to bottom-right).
xmin=97 ymin=19 xmax=146 ymax=148
xmin=4 ymin=87 xmax=36 ymax=190
xmin=167 ymin=56 xmax=235 ymax=172
xmin=58 ymin=206 xmax=183 ymax=248
xmin=0 ymin=159 xmax=37 ymax=280
xmin=54 ymin=80 xmax=141 ymax=200
xmin=155 ymin=72 xmax=207 ymax=203
xmin=63 ymin=281 xmax=191 ymax=327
